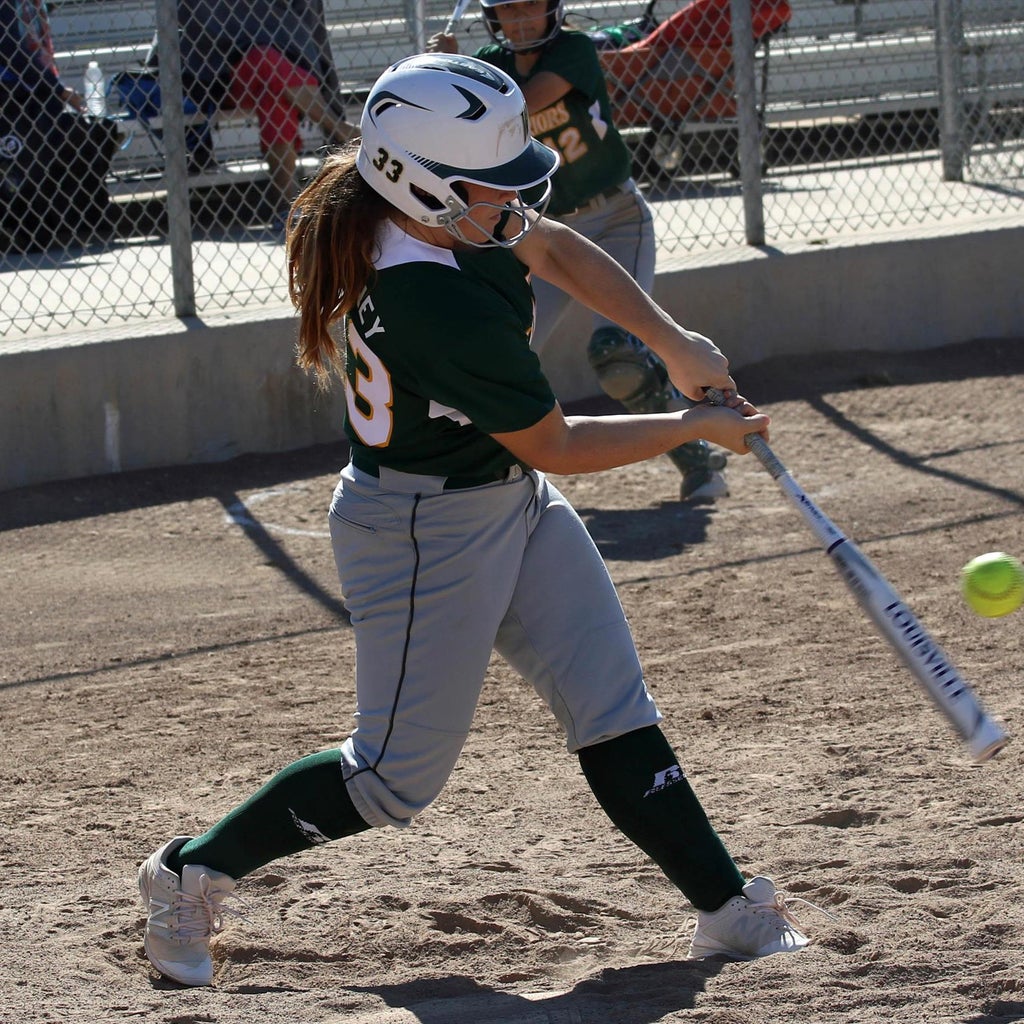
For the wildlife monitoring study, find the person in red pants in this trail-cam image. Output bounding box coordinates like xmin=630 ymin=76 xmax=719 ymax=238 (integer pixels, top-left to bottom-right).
xmin=176 ymin=0 xmax=358 ymax=221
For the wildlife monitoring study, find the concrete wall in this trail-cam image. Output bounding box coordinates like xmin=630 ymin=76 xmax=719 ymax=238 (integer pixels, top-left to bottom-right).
xmin=3 ymin=217 xmax=1022 ymax=493
xmin=1 ymin=310 xmax=345 ymax=490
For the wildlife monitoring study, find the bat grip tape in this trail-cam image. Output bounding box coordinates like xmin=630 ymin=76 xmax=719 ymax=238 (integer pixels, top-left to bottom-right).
xmin=703 ymin=387 xmax=785 ymax=478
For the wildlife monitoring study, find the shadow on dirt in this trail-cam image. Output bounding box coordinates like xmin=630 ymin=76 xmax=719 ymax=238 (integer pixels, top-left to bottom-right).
xmin=576 ymin=502 xmax=716 ymax=561
xmin=736 ymin=336 xmax=1024 ymax=405
xmin=807 ymin=393 xmax=1024 ymax=509
xmin=0 ymin=439 xmax=351 ymax=532
xmin=346 ymin=957 xmax=726 ymax=1024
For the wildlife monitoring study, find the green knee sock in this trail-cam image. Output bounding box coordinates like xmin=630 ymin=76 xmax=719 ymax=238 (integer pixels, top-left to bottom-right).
xmin=577 ymin=725 xmax=745 ymax=911
xmin=168 ymin=749 xmax=370 ymax=879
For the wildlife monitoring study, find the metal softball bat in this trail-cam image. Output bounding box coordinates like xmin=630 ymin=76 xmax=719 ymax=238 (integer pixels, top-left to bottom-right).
xmin=443 ymin=0 xmax=474 ymax=34
xmin=705 ymin=387 xmax=1007 ymax=763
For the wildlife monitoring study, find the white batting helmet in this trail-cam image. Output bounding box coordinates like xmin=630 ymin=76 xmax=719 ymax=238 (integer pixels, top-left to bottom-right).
xmin=356 ymin=53 xmax=558 ymax=247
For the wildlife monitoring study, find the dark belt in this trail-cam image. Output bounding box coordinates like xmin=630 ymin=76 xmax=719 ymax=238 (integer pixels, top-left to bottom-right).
xmin=352 ymin=452 xmax=527 ymax=491
xmin=559 ymin=183 xmax=628 ymax=218
xmin=443 ymin=464 xmax=526 ymax=490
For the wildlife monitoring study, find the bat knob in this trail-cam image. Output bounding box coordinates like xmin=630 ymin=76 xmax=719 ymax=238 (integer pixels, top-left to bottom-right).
xmin=968 ymin=716 xmax=1009 ymax=763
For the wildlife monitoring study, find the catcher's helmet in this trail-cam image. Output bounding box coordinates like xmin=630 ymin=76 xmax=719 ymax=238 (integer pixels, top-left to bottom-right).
xmin=356 ymin=53 xmax=557 ymax=247
xmin=480 ymin=0 xmax=565 ymax=53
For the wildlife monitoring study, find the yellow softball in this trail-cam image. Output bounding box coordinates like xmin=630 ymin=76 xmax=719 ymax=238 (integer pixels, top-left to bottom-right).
xmin=960 ymin=551 xmax=1024 ymax=618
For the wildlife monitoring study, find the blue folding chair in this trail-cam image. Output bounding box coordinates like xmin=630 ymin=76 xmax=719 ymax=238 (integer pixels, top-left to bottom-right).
xmin=110 ymin=63 xmax=218 ymax=174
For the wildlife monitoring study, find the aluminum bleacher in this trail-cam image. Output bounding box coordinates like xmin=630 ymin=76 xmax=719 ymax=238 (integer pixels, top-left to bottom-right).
xmin=44 ymin=0 xmax=1024 ymax=195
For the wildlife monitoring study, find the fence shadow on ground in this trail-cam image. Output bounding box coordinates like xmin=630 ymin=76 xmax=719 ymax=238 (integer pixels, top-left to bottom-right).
xmin=736 ymin=335 xmax=1024 ymax=403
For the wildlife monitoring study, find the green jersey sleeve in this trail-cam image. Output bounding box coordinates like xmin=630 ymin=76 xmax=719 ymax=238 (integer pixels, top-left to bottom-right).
xmin=380 ymin=260 xmax=553 ymax=435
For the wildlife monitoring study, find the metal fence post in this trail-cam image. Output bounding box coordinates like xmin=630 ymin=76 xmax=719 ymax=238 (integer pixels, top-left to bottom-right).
xmin=731 ymin=0 xmax=765 ymax=245
xmin=407 ymin=0 xmax=427 ymax=54
xmin=155 ymin=0 xmax=196 ymax=316
xmin=310 ymin=0 xmax=347 ymax=138
xmin=935 ymin=0 xmax=966 ymax=181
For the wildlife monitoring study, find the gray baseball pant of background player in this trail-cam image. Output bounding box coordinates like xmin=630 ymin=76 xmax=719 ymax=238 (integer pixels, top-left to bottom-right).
xmin=330 ymin=464 xmax=663 ymax=829
xmin=531 ymin=184 xmax=714 ymax=483
xmin=530 ymin=180 xmax=657 ymax=357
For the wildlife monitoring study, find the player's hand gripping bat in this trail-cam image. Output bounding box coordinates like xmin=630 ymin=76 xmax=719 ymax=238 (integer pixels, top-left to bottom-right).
xmin=706 ymin=388 xmax=1008 ymax=763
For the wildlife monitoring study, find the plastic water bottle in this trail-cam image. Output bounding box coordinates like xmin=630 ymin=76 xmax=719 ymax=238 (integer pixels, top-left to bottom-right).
xmin=83 ymin=61 xmax=107 ymax=117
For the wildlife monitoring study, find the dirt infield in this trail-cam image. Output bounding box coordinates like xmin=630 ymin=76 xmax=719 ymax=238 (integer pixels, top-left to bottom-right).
xmin=2 ymin=338 xmax=1024 ymax=1024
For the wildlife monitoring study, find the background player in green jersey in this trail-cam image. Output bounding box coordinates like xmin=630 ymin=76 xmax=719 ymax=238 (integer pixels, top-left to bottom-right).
xmin=429 ymin=0 xmax=728 ymax=502
xmin=136 ymin=53 xmax=813 ymax=988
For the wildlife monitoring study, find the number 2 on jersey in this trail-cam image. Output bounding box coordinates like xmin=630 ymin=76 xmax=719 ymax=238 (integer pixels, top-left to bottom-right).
xmin=543 ymin=127 xmax=587 ymax=165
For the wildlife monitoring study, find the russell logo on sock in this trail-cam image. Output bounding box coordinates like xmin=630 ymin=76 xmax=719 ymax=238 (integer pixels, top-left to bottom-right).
xmin=643 ymin=763 xmax=686 ymax=797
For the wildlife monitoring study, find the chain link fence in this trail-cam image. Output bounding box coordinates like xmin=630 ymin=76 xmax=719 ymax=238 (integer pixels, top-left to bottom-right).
xmin=2 ymin=0 xmax=1022 ymax=338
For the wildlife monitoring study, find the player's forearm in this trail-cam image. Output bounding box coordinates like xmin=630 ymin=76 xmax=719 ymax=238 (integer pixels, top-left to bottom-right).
xmin=495 ymin=402 xmax=769 ymax=476
xmin=503 ymin=414 xmax=692 ymax=475
xmin=545 ymin=414 xmax=708 ymax=474
xmin=523 ymin=219 xmax=671 ymax=340
xmin=522 ymin=72 xmax=573 ymax=113
xmin=519 ymin=220 xmax=731 ymax=396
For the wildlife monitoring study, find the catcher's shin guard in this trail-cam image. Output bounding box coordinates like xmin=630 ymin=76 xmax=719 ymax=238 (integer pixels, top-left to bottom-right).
xmin=586 ymin=326 xmax=722 ymax=477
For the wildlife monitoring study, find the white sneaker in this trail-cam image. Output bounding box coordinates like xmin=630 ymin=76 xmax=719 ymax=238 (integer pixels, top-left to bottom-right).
xmin=138 ymin=836 xmax=237 ymax=986
xmin=688 ymin=876 xmax=812 ymax=961
xmin=681 ymin=469 xmax=729 ymax=503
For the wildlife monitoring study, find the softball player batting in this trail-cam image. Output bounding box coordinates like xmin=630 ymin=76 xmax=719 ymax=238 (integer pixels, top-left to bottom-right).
xmin=137 ymin=53 xmax=813 ymax=987
xmin=429 ymin=0 xmax=727 ymax=502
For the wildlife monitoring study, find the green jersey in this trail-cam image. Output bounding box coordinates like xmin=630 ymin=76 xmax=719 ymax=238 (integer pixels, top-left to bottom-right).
xmin=476 ymin=31 xmax=632 ymax=217
xmin=343 ymin=221 xmax=556 ymax=480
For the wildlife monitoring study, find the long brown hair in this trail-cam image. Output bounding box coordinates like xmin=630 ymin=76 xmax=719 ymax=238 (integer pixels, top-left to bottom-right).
xmin=287 ymin=147 xmax=391 ymax=385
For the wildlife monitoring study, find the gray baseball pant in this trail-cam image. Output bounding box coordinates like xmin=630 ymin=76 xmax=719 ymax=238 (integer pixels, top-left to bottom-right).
xmin=329 ymin=463 xmax=662 ymax=829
